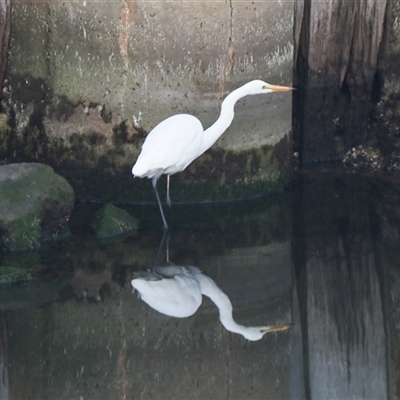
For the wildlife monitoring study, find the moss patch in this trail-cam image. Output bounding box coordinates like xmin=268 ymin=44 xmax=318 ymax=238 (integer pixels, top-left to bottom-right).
xmin=53 ymin=95 xmax=80 ymax=122
xmin=91 ymin=203 xmax=139 ymax=238
xmin=1 ymin=212 xmax=41 ymax=250
xmin=52 ymin=139 xmax=291 ymax=204
xmin=0 ymin=163 xmax=75 ymax=250
xmin=0 ymin=113 xmax=10 ymax=154
xmin=100 ymin=104 xmax=113 ymax=124
xmin=0 ymin=266 xmax=34 ymax=284
xmin=6 ymin=79 xmax=292 ymax=204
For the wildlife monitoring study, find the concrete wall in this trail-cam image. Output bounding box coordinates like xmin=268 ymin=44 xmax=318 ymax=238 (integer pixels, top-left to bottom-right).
xmin=6 ymin=0 xmax=293 ymax=203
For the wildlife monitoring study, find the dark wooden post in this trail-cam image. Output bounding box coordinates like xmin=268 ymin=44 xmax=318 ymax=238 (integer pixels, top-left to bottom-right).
xmin=294 ymin=0 xmax=389 ymax=163
xmin=0 ymin=0 xmax=11 ymax=93
xmin=292 ymin=172 xmax=390 ymax=398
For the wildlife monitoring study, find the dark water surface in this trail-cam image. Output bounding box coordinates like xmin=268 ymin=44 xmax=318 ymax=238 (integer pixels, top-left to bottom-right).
xmin=1 ymin=166 xmax=400 ymax=399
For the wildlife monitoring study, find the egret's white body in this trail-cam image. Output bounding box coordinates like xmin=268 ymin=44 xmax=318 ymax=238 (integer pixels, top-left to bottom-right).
xmin=131 ymin=266 xmax=202 ymax=318
xmin=131 ymin=265 xmax=289 ymax=341
xmin=132 ymin=80 xmax=293 ymax=228
xmin=131 ymin=115 xmax=203 ymax=179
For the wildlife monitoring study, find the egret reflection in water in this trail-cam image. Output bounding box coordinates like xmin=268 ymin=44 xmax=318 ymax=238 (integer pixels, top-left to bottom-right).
xmin=131 ymin=231 xmax=290 ymax=341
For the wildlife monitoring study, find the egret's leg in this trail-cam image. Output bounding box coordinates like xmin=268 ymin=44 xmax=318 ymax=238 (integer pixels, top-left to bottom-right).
xmin=166 ymin=230 xmax=170 ymax=264
xmin=166 ymin=174 xmax=171 ymax=208
xmin=152 ymin=176 xmax=168 ymax=230
xmin=151 ymin=227 xmax=169 ymax=272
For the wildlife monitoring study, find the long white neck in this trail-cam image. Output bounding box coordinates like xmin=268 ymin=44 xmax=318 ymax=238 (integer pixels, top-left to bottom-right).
xmin=197 ymin=274 xmax=262 ymax=339
xmin=199 ymin=87 xmax=249 ymax=155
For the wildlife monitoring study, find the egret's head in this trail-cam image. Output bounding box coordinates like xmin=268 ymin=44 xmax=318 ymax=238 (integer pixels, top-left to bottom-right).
xmin=244 ymin=79 xmax=294 ymax=95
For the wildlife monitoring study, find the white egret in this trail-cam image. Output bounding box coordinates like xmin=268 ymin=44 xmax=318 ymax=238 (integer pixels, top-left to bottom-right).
xmin=131 ymin=265 xmax=290 ymax=341
xmin=132 ymin=80 xmax=293 ymax=229
xmin=132 ymin=266 xmax=202 ymax=318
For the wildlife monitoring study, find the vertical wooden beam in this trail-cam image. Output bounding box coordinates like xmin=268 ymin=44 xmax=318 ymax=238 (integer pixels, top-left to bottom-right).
xmin=294 ymin=0 xmax=389 ymax=163
xmin=293 ymin=172 xmax=390 ymax=398
xmin=0 ymin=0 xmax=11 ymax=91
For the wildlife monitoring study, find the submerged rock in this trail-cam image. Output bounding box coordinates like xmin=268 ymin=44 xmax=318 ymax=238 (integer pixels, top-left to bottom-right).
xmin=91 ymin=203 xmax=138 ymax=239
xmin=0 ymin=163 xmax=75 ymax=250
xmin=0 ymin=266 xmax=33 ymax=284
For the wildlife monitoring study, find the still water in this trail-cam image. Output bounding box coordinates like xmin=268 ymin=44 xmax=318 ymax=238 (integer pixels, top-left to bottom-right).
xmin=1 ymin=166 xmax=400 ymax=400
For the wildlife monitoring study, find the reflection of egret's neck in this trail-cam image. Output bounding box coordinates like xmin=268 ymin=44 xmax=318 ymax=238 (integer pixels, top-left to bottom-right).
xmin=132 ymin=264 xmax=289 ymax=340
xmin=197 ymin=274 xmax=268 ymax=341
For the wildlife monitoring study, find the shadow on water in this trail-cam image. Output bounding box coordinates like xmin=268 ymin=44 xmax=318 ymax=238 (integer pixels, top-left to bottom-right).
xmin=291 ymin=166 xmax=400 ymax=400
xmin=1 ymin=167 xmax=400 ymax=399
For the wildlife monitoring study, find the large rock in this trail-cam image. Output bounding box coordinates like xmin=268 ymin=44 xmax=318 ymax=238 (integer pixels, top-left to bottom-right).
xmin=0 ymin=163 xmax=75 ymax=250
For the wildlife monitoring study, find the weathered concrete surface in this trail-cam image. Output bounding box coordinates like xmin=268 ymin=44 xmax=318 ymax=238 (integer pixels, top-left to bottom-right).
xmin=6 ymin=0 xmax=293 ymax=203
xmin=0 ymin=163 xmax=74 ymax=250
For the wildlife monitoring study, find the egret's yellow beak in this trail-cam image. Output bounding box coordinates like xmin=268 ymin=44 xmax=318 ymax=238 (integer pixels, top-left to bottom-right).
xmin=262 ymin=323 xmax=291 ymax=333
xmin=264 ymin=84 xmax=294 ymax=92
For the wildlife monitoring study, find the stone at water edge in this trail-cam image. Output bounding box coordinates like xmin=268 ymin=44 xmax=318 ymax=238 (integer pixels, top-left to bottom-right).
xmin=0 ymin=163 xmax=75 ymax=250
xmin=91 ymin=203 xmax=139 ymax=239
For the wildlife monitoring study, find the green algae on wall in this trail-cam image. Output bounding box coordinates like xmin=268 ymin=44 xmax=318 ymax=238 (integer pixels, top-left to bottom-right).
xmin=6 ymin=0 xmax=293 ymax=204
xmin=3 ymin=76 xmax=292 ymax=203
xmin=5 ymin=70 xmax=292 ymax=205
xmin=47 ymin=136 xmax=292 ymax=204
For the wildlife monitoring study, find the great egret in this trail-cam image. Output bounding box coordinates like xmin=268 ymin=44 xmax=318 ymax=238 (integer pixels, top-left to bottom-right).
xmin=132 ymin=80 xmax=293 ymax=229
xmin=131 ymin=265 xmax=290 ymax=341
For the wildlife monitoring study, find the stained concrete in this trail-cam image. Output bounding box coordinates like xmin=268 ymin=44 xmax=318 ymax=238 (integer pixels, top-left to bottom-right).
xmin=7 ymin=0 xmax=293 ymax=202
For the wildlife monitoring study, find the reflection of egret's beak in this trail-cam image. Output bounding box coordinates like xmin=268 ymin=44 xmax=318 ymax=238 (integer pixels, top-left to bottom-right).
xmin=262 ymin=323 xmax=291 ymax=333
xmin=266 ymin=84 xmax=294 ymax=92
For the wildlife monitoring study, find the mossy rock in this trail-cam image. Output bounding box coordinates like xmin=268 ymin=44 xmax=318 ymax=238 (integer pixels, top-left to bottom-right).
xmin=0 ymin=266 xmax=34 ymax=284
xmin=0 ymin=163 xmax=75 ymax=251
xmin=0 ymin=267 xmax=72 ymax=310
xmin=91 ymin=203 xmax=138 ymax=239
xmin=0 ymin=113 xmax=10 ymax=157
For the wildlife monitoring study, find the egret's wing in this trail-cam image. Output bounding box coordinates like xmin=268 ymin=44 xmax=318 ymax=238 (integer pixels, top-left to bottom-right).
xmin=132 ymin=114 xmax=203 ymax=178
xmin=132 ymin=272 xmax=202 ymax=318
xmin=155 ymin=265 xmax=200 ymax=278
xmin=132 ymin=271 xmax=162 ymax=281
